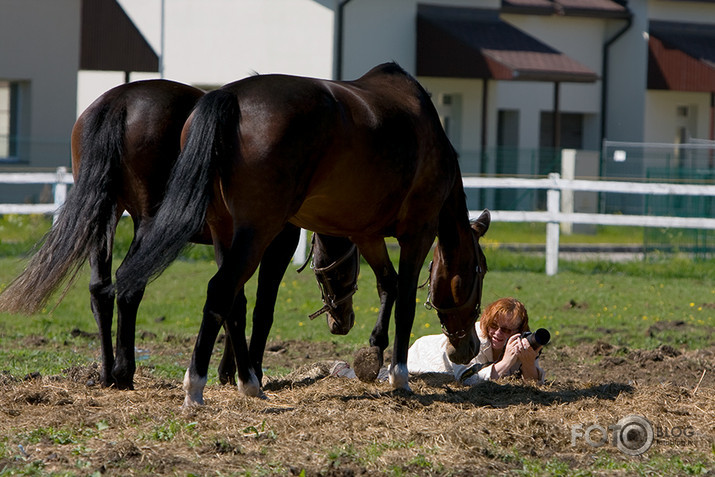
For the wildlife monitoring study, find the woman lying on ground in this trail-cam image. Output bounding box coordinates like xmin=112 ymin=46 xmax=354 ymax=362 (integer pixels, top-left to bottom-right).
xmin=331 ymin=297 xmax=545 ymax=385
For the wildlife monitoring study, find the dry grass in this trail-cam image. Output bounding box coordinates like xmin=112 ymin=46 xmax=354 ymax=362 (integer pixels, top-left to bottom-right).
xmin=0 ymin=343 xmax=713 ymax=476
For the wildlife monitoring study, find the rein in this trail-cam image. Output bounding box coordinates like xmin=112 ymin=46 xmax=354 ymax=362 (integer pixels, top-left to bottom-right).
xmin=424 ymin=235 xmax=484 ymax=339
xmin=307 ymin=238 xmax=359 ymax=320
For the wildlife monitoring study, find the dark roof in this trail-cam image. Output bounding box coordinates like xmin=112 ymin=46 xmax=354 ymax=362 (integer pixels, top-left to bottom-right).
xmin=416 ymin=5 xmax=598 ymax=82
xmin=80 ymin=0 xmax=159 ymax=72
xmin=648 ymin=20 xmax=715 ymax=92
xmin=501 ymin=0 xmax=555 ymax=15
xmin=502 ymin=0 xmax=631 ymax=18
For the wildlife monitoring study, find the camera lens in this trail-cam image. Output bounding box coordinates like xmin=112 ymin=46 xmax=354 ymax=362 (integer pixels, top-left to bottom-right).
xmin=523 ymin=328 xmax=550 ymax=347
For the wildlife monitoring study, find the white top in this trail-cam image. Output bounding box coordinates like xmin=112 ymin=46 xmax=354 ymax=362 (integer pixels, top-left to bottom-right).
xmin=406 ymin=323 xmax=544 ymax=385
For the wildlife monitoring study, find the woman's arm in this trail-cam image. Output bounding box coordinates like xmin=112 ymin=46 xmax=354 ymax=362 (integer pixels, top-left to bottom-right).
xmin=517 ymin=338 xmax=543 ymax=383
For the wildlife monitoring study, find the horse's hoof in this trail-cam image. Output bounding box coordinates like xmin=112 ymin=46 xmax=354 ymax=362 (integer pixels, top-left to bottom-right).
xmin=218 ymin=374 xmax=236 ymax=386
xmin=109 ymin=376 xmax=134 ymax=390
xmin=388 ymin=363 xmax=411 ymax=392
xmin=182 ymin=369 xmax=207 ymax=406
xmin=182 ymin=395 xmax=204 ymax=408
xmin=237 ymin=370 xmax=262 ymax=397
xmin=353 ymin=346 xmax=382 ymax=382
xmin=111 ymin=366 xmax=136 ymax=390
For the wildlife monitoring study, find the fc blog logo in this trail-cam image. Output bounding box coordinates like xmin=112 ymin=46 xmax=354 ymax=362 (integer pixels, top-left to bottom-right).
xmin=571 ymin=415 xmax=654 ymax=456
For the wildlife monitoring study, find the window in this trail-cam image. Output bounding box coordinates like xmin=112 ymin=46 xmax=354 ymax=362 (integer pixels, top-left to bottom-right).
xmin=0 ymin=81 xmax=19 ymax=160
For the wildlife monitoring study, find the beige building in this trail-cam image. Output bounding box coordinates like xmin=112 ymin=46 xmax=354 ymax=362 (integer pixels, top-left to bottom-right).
xmin=0 ymin=0 xmax=158 ymax=202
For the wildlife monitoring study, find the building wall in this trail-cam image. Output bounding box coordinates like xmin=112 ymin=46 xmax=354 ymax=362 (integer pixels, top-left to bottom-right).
xmin=643 ymin=0 xmax=715 ymax=146
xmin=5 ymin=0 xmax=712 ymax=189
xmin=603 ymin=0 xmax=715 ymax=147
xmin=341 ymin=0 xmax=501 ymax=81
xmin=645 ymin=91 xmax=712 ymax=143
xmin=648 ymin=0 xmax=715 ymax=22
xmin=603 ymin=0 xmax=648 ymax=143
xmin=500 ymin=14 xmax=606 ymax=151
xmin=419 ymin=76 xmax=492 ymax=174
xmin=79 ymin=0 xmax=335 ymax=115
xmin=341 ymin=0 xmax=416 ymax=79
xmin=0 ymin=0 xmax=80 ymax=170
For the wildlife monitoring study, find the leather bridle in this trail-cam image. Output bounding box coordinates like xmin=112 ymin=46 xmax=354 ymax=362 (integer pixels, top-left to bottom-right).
xmin=424 ymin=233 xmax=486 ymax=339
xmin=306 ymin=239 xmax=360 ymax=320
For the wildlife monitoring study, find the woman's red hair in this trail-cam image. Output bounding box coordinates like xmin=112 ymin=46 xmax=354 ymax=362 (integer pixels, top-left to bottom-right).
xmin=479 ymin=297 xmax=530 ymax=336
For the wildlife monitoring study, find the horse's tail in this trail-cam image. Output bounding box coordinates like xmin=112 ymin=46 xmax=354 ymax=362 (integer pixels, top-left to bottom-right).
xmin=0 ymin=102 xmax=124 ymax=314
xmin=117 ymin=89 xmax=240 ymax=296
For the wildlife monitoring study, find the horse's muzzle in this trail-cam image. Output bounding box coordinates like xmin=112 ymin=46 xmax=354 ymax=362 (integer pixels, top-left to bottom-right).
xmin=327 ymin=309 xmax=355 ymax=335
xmin=446 ymin=330 xmax=479 ymax=365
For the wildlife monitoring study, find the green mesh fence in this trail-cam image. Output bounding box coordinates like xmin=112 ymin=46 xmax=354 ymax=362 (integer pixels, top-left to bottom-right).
xmin=644 ymin=167 xmax=715 ymax=259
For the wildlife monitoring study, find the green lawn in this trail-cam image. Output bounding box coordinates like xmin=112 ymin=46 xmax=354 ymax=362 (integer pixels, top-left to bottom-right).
xmin=1 ymin=248 xmax=712 ymax=381
xmin=1 ymin=213 xmax=713 ymax=380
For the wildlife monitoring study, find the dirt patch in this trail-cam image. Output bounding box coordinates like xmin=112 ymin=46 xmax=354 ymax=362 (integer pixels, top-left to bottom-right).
xmin=0 ymin=341 xmax=713 ymax=476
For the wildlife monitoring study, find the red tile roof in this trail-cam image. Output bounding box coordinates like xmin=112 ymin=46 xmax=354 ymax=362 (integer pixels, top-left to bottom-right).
xmin=648 ymin=21 xmax=715 ymax=92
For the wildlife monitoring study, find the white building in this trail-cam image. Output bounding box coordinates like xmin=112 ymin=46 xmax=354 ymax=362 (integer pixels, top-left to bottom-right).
xmin=2 ymin=0 xmax=714 ymax=209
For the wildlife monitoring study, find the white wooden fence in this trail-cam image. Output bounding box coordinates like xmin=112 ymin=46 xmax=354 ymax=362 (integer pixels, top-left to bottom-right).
xmin=2 ymin=168 xmax=714 ymax=275
xmin=464 ymin=173 xmax=715 ymax=275
xmin=0 ymin=167 xmax=72 ymax=215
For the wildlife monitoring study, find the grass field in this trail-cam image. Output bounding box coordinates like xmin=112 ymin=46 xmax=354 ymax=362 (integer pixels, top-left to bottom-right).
xmin=0 ymin=215 xmax=713 ymax=475
xmin=1 ymin=247 xmax=713 ymax=382
xmin=0 ymin=214 xmax=713 ymax=382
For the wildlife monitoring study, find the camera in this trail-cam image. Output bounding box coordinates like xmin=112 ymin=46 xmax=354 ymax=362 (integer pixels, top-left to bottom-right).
xmin=521 ymin=328 xmax=550 ymax=348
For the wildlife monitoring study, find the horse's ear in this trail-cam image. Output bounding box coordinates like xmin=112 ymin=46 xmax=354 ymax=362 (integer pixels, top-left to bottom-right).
xmin=471 ymin=209 xmax=490 ymax=237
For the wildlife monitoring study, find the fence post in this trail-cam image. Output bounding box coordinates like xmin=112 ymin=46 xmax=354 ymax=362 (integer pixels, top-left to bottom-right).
xmin=545 ymin=173 xmax=561 ymax=276
xmin=293 ymin=228 xmax=308 ymax=266
xmin=53 ymin=167 xmax=68 ymax=224
xmin=560 ymin=149 xmax=576 ymax=235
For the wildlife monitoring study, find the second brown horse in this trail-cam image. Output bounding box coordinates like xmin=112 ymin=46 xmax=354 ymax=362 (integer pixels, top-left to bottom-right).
xmin=0 ymin=80 xmax=358 ymax=391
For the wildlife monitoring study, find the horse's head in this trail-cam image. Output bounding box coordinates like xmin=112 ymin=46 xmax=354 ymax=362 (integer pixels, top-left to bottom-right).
xmin=309 ymin=234 xmax=359 ymax=335
xmin=428 ymin=209 xmax=490 ymax=364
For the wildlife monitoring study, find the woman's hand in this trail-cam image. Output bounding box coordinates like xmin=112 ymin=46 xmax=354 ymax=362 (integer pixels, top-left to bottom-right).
xmin=516 ymin=337 xmax=539 ymax=365
xmin=490 ymin=334 xmax=522 ymax=379
xmin=502 ymin=334 xmax=524 ymax=365
xmin=491 ymin=334 xmax=542 ymax=382
xmin=515 ymin=336 xmax=541 ymax=382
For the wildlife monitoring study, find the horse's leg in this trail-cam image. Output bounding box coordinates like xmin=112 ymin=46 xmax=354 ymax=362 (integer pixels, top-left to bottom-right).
xmin=217 ymin=325 xmax=236 ymax=385
xmin=217 ymin=286 xmax=251 ymax=386
xmin=351 ymin=239 xmax=398 ymax=382
xmin=88 ymin=229 xmax=116 ymax=387
xmin=248 ymin=224 xmax=300 ymax=385
xmin=184 ymin=227 xmax=268 ymax=406
xmin=183 ymin=279 xmax=226 ymax=406
xmin=112 ymin=220 xmax=149 ymax=390
xmin=183 ymin=262 xmax=236 ymax=406
xmin=389 ymin=236 xmax=435 ymax=391
xmin=217 ymin=225 xmax=300 ymax=386
xmin=222 ymin=286 xmax=252 ymax=393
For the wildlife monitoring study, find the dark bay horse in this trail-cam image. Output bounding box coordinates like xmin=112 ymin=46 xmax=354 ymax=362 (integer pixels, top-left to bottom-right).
xmin=117 ymin=63 xmax=490 ymax=406
xmin=0 ymin=79 xmax=357 ymax=390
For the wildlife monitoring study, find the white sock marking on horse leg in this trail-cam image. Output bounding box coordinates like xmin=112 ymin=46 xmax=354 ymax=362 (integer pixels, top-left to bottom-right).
xmin=389 ymin=362 xmax=411 ymax=391
xmin=182 ymin=368 xmax=207 ymax=407
xmin=237 ymin=368 xmax=262 ymax=397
